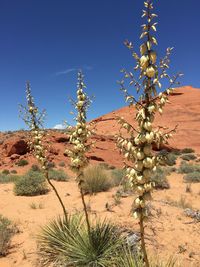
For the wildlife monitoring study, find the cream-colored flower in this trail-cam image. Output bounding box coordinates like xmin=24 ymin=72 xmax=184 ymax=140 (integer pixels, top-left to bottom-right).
xmin=140 ymin=55 xmax=149 ymax=70
xmin=140 ymin=43 xmax=147 ymax=55
xmin=149 ymin=51 xmax=157 ymax=64
xmin=146 ymin=65 xmax=156 ymax=78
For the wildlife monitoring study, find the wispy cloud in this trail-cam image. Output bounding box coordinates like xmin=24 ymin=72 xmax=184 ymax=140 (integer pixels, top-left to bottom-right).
xmin=53 ymin=124 xmax=66 ymax=130
xmin=55 ymin=65 xmax=93 ymax=76
xmin=55 ymin=68 xmax=77 ymax=76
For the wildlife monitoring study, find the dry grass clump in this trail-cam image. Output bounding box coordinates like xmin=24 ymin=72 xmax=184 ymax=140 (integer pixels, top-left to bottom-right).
xmin=178 ymin=161 xmax=200 ymax=174
xmin=0 ymin=173 xmax=19 ymax=184
xmin=0 ymin=215 xmax=17 ymax=256
xmin=82 ymin=165 xmax=112 ymax=194
xmin=183 ymin=172 xmax=200 ymax=183
xmin=180 ymin=154 xmax=197 ymax=161
xmin=151 ymin=167 xmax=170 ymax=189
xmin=48 ymin=169 xmax=69 ymax=182
xmin=181 ymin=148 xmax=195 ymax=154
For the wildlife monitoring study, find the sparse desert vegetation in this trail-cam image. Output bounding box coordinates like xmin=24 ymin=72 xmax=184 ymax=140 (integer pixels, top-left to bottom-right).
xmin=0 ymin=0 xmax=200 ymax=267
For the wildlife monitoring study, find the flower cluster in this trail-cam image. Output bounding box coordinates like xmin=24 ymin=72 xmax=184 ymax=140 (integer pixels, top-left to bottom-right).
xmin=20 ymin=81 xmax=47 ymax=170
xmin=117 ymin=0 xmax=182 ymax=219
xmin=65 ymin=71 xmax=92 ymax=174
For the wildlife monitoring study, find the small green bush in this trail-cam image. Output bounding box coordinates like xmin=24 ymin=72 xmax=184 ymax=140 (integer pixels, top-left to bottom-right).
xmin=165 ymin=153 xmax=177 ymax=166
xmin=48 ymin=169 xmax=69 ymax=182
xmin=180 ymin=154 xmax=197 ymax=161
xmin=178 ymin=162 xmax=200 ymax=174
xmin=183 ymin=172 xmax=200 ymax=183
xmin=151 ymin=167 xmax=170 ymax=189
xmin=16 ymin=159 xmax=29 ymax=166
xmin=2 ymin=169 xmax=10 ymax=175
xmin=31 ymin=164 xmax=41 ymax=172
xmin=10 ymin=170 xmax=17 ymax=174
xmin=58 ymin=161 xmax=65 ymax=167
xmin=82 ymin=165 xmax=112 ymax=194
xmin=14 ymin=171 xmax=49 ymax=196
xmin=0 ymin=215 xmax=16 ymax=256
xmin=0 ymin=174 xmax=19 ymax=184
xmin=181 ymin=148 xmax=195 ymax=154
xmin=158 ymin=150 xmax=177 ymax=166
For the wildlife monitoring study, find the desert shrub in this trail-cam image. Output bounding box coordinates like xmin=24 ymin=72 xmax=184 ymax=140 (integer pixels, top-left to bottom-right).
xmin=16 ymin=159 xmax=29 ymax=166
xmin=157 ymin=150 xmax=177 ymax=166
xmin=0 ymin=173 xmax=19 ymax=184
xmin=82 ymin=165 xmax=112 ymax=194
xmin=46 ymin=161 xmax=56 ymax=169
xmin=111 ymin=168 xmax=126 ymax=186
xmin=178 ymin=162 xmax=200 ymax=174
xmin=0 ymin=215 xmax=16 ymax=256
xmin=181 ymin=148 xmax=195 ymax=154
xmin=0 ymin=140 xmax=4 ymax=145
xmin=99 ymin=163 xmax=116 ymax=170
xmin=170 ymin=149 xmax=182 ymax=156
xmin=38 ymin=215 xmax=124 ymax=267
xmin=58 ymin=161 xmax=65 ymax=167
xmin=48 ymin=169 xmax=69 ymax=182
xmin=165 ymin=153 xmax=177 ymax=166
xmin=151 ymin=167 xmax=170 ymax=189
xmin=10 ymin=170 xmax=17 ymax=174
xmin=183 ymin=172 xmax=200 ymax=183
xmin=14 ymin=170 xmax=49 ymax=196
xmin=180 ymin=154 xmax=197 ymax=161
xmin=2 ymin=169 xmax=10 ymax=175
xmin=31 ymin=164 xmax=41 ymax=172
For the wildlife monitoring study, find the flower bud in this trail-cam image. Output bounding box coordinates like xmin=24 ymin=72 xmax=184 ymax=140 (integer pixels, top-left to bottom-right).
xmin=145 ymin=132 xmax=154 ymax=143
xmin=127 ymin=141 xmax=132 ymax=151
xmin=149 ymin=51 xmax=157 ymax=64
xmin=143 ymin=122 xmax=152 ymax=131
xmin=136 ymin=151 xmax=145 ymax=160
xmin=140 ymin=55 xmax=149 ymax=70
xmin=77 ymin=101 xmax=84 ymax=108
xmin=140 ymin=43 xmax=147 ymax=55
xmin=143 ymin=157 xmax=154 ymax=169
xmin=146 ymin=65 xmax=156 ymax=78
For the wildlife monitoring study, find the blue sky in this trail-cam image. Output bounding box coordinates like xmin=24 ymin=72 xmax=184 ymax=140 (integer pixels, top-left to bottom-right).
xmin=0 ymin=0 xmax=199 ymax=131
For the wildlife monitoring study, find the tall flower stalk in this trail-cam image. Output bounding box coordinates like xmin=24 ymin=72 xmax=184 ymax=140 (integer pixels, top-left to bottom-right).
xmin=20 ymin=81 xmax=68 ymax=221
xmin=65 ymin=71 xmax=92 ymax=234
xmin=117 ymin=1 xmax=182 ymax=266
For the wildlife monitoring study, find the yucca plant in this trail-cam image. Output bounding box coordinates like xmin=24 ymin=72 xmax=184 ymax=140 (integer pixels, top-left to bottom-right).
xmin=38 ymin=215 xmax=124 ymax=267
xmin=115 ymin=246 xmax=144 ymax=267
xmin=116 ymin=247 xmax=178 ymax=267
xmin=19 ymin=82 xmax=67 ymax=219
xmin=65 ymin=71 xmax=93 ymax=234
xmin=117 ymin=1 xmax=182 ymax=266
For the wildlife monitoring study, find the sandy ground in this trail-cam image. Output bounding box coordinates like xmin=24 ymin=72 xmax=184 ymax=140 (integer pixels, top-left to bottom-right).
xmin=0 ymin=172 xmax=199 ymax=267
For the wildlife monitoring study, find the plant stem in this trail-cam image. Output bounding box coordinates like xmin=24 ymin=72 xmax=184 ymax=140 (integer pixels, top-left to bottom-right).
xmin=77 ymin=171 xmax=91 ymax=235
xmin=139 ymin=214 xmax=150 ymax=267
xmin=79 ymin=184 xmax=91 ymax=235
xmin=44 ymin=170 xmax=68 ymax=222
